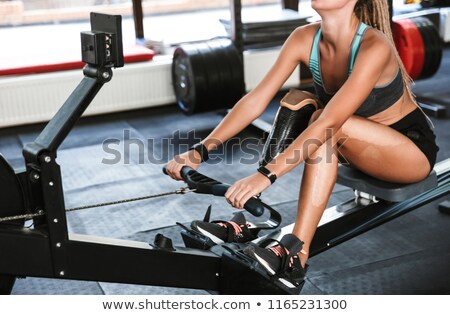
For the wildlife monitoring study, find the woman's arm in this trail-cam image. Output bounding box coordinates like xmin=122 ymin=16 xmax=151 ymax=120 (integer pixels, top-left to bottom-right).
xmin=201 ymin=26 xmax=314 ymax=152
xmin=225 ymin=31 xmax=393 ymax=208
xmin=166 ymin=25 xmax=315 ymax=179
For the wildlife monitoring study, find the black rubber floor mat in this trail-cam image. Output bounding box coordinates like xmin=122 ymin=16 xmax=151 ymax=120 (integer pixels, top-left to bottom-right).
xmin=307 ymin=244 xmax=450 ymax=294
xmin=12 ymin=277 xmax=103 ymax=295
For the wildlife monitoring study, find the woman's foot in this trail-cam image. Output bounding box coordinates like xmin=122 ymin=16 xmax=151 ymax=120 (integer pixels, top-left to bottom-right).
xmin=190 ymin=212 xmax=257 ymax=245
xmin=243 ymin=234 xmax=307 ymax=277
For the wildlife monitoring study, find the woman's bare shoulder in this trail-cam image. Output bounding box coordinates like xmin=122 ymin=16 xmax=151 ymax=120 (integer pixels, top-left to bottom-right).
xmin=290 ymin=22 xmax=321 ymax=41
xmin=359 ymin=28 xmax=392 ymax=58
xmin=284 ymin=22 xmax=321 ymax=62
xmin=352 ymin=27 xmax=398 ymax=83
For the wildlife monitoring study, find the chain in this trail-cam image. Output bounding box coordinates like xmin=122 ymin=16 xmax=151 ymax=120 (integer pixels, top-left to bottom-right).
xmin=0 ymin=186 xmax=195 ymax=223
xmin=66 ymin=186 xmax=194 ymax=211
xmin=0 ymin=211 xmax=45 ymax=223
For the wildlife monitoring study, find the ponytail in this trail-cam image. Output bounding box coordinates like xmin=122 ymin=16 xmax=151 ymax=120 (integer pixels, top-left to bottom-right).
xmin=354 ymin=0 xmax=416 ymax=103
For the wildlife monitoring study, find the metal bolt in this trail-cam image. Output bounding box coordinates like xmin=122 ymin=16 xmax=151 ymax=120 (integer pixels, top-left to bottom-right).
xmin=49 ymin=181 xmax=54 ymax=187
xmin=56 ymin=242 xmax=61 ymax=248
xmin=44 ymin=156 xmax=51 ymax=163
xmin=215 ymin=273 xmax=220 ymax=277
xmin=102 ymin=71 xmax=110 ymax=79
xmin=59 ymin=271 xmax=65 ymax=276
xmin=53 ymin=218 xmax=58 ymax=223
xmin=33 ymin=173 xmax=40 ymax=180
xmin=38 ymin=209 xmax=44 ymax=215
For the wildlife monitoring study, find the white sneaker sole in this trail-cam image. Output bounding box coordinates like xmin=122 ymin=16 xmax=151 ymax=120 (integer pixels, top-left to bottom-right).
xmin=253 ymin=253 xmax=297 ymax=289
xmin=196 ymin=226 xmax=224 ymax=245
xmin=253 ymin=252 xmax=276 ymax=275
xmin=278 ymin=277 xmax=296 ymax=289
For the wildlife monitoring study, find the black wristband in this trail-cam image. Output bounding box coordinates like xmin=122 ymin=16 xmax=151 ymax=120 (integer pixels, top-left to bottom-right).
xmin=189 ymin=143 xmax=209 ymax=162
xmin=257 ymin=166 xmax=277 ymax=184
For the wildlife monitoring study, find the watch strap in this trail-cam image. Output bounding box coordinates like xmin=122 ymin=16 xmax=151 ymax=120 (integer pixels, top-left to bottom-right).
xmin=257 ymin=166 xmax=277 ymax=184
xmin=189 ymin=143 xmax=209 ymax=162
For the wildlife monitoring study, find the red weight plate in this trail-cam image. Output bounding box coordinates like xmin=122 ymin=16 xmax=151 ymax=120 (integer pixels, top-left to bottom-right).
xmin=407 ymin=19 xmax=425 ymax=80
xmin=393 ymin=19 xmax=414 ymax=76
xmin=393 ymin=19 xmax=425 ymax=80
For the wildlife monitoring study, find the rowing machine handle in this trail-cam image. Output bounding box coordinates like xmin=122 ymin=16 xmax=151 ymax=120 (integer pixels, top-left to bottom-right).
xmin=162 ymin=166 xmax=192 ymax=178
xmin=210 ymin=184 xmax=264 ymax=217
xmin=162 ymin=166 xmax=264 ymax=217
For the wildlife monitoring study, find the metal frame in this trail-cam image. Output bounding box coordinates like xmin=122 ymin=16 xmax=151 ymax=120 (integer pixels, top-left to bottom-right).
xmin=131 ymin=0 xmax=145 ymax=40
xmin=130 ymin=0 xmax=244 ymax=55
xmin=0 ymin=63 xmax=222 ymax=293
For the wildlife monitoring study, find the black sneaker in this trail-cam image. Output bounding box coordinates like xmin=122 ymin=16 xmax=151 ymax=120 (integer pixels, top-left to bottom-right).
xmin=243 ymin=234 xmax=306 ymax=277
xmin=190 ymin=212 xmax=257 ymax=245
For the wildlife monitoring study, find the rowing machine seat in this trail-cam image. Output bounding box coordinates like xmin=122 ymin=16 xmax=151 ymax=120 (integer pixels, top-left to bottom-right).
xmin=337 ymin=166 xmax=438 ymax=202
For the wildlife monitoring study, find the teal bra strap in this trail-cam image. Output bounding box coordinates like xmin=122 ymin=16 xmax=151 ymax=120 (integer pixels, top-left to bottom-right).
xmin=310 ymin=22 xmax=369 ymax=84
xmin=349 ymin=22 xmax=369 ymax=74
xmin=309 ymin=27 xmax=322 ymax=85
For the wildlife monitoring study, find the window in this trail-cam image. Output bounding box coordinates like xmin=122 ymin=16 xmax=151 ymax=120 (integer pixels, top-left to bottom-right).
xmin=0 ymin=0 xmax=278 ymax=27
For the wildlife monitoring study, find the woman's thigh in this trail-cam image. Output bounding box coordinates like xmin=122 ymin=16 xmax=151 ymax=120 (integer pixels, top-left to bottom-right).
xmin=336 ymin=115 xmax=431 ymax=184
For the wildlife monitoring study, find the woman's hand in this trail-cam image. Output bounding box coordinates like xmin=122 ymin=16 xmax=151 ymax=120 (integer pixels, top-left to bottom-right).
xmin=225 ymin=172 xmax=272 ymax=209
xmin=165 ymin=150 xmax=202 ymax=181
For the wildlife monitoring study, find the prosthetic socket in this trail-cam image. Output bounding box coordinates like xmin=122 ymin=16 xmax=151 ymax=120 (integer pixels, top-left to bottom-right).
xmin=260 ymin=89 xmax=320 ymax=167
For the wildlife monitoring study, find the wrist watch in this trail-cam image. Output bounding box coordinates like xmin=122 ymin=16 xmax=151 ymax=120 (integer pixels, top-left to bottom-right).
xmin=257 ymin=166 xmax=277 ymax=184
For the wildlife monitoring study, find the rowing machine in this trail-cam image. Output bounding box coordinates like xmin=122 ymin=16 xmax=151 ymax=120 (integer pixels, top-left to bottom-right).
xmin=165 ymin=159 xmax=450 ymax=294
xmin=1 ymin=12 xmax=449 ymax=295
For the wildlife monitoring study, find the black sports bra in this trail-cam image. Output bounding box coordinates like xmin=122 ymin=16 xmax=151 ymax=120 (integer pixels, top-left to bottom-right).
xmin=309 ymin=22 xmax=404 ymax=117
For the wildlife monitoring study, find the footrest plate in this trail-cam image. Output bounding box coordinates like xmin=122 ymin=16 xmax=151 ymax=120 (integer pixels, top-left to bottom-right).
xmin=219 ymin=250 xmax=304 ymax=295
xmin=180 ymin=229 xmax=216 ymax=250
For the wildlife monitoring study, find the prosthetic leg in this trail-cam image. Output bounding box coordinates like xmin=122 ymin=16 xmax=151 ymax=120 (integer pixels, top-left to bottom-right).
xmin=260 ymin=89 xmax=320 ymax=167
xmin=176 ymin=90 xmax=320 ymax=292
xmin=226 ymin=89 xmax=319 ymax=290
xmin=180 ymin=90 xmax=320 ymax=247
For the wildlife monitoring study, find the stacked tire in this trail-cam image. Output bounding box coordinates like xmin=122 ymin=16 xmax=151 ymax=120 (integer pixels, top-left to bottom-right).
xmin=172 ymin=38 xmax=245 ymax=115
xmin=393 ymin=17 xmax=443 ymax=80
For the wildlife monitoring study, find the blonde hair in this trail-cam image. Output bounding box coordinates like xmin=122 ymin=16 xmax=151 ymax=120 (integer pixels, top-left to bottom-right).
xmin=354 ymin=0 xmax=416 ymax=103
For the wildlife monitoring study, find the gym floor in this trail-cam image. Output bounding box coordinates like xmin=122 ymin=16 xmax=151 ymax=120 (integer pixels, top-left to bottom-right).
xmin=1 ymin=2 xmax=449 ymax=295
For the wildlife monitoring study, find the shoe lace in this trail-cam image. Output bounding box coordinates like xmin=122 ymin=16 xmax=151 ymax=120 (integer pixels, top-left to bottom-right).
xmin=217 ymin=221 xmax=244 ymax=235
xmin=269 ymin=244 xmax=286 ymax=257
xmin=269 ymin=245 xmax=306 ymax=268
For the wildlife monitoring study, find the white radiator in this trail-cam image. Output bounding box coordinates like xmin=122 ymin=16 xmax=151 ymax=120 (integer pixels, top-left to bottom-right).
xmin=440 ymin=8 xmax=450 ymax=43
xmin=0 ymin=49 xmax=299 ymax=128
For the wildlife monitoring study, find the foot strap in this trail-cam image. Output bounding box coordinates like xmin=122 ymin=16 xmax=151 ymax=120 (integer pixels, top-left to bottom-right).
xmin=259 ymin=234 xmax=305 ymax=273
xmin=210 ymin=219 xmax=253 ymax=243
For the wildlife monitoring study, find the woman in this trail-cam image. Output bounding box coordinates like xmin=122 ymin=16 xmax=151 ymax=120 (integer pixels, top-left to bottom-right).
xmin=166 ymin=0 xmax=439 ymax=279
